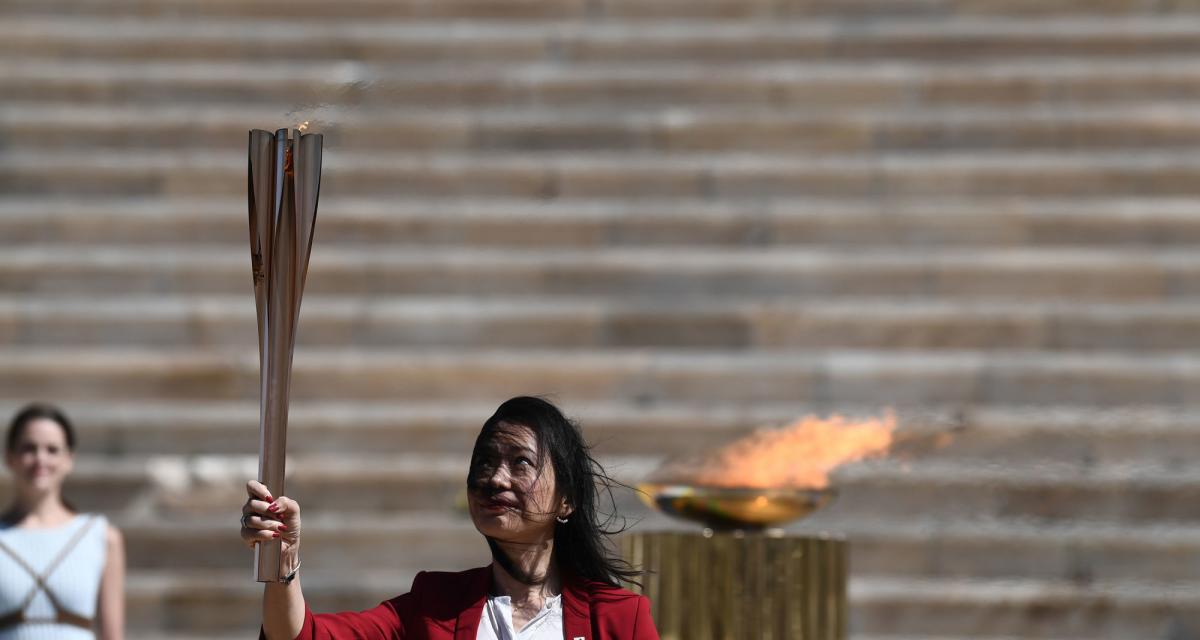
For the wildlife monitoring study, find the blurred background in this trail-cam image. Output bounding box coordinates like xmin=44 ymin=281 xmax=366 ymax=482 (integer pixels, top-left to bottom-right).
xmin=1 ymin=0 xmax=1199 ymax=637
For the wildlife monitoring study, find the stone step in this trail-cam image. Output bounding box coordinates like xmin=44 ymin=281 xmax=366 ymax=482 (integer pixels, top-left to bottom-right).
xmin=122 ymin=513 xmax=490 ymax=574
xmin=123 ymin=569 xmax=421 ymax=636
xmin=5 ymin=0 xmax=1200 ymax=20
xmin=850 ymin=576 xmax=1200 ymax=639
xmin=5 ymin=296 xmax=1200 ymax=352
xmin=7 ymin=453 xmax=1200 ymax=524
xmin=839 ymin=518 xmax=1200 ymax=584
xmin=10 ymin=103 xmax=1200 ymax=153
xmin=2 ymin=347 xmax=1199 ymax=406
xmin=854 ymin=637 xmax=1097 ymax=640
xmin=827 ymin=459 xmax=1200 ymax=524
xmin=114 ymin=512 xmax=1200 ymax=584
xmin=129 ymin=635 xmax=232 ymax=640
xmin=7 ymin=58 xmax=1200 ymax=109
xmin=7 ymin=400 xmax=1191 ymax=469
xmin=117 ymin=570 xmax=1200 ymax=636
xmin=3 ymin=196 xmax=1198 ymax=248
xmin=0 ymin=245 xmax=1194 ymax=301
xmin=8 ymin=17 xmax=1200 ymax=63
xmin=8 ymin=148 xmax=1200 ymax=198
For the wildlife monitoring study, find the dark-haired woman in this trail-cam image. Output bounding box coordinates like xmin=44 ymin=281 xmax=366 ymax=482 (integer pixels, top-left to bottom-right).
xmin=1 ymin=404 xmax=126 ymax=640
xmin=242 ymin=396 xmax=658 ymax=640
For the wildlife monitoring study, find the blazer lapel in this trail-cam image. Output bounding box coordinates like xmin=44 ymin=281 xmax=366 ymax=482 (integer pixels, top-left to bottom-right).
xmin=454 ymin=566 xmax=491 ymax=640
xmin=561 ymin=575 xmax=592 ymax=640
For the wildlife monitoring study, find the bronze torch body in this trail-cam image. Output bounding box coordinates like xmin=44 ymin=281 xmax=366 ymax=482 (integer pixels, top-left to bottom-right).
xmin=247 ymin=128 xmax=322 ymax=582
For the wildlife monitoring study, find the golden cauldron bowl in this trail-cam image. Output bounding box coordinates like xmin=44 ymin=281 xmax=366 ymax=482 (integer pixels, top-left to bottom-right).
xmin=637 ymin=481 xmax=836 ymax=531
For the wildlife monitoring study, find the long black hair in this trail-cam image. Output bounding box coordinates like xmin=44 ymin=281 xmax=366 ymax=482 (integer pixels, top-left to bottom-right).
xmin=468 ymin=396 xmax=639 ymax=588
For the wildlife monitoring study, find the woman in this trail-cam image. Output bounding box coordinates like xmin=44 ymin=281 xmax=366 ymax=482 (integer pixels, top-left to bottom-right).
xmin=0 ymin=404 xmax=125 ymax=640
xmin=242 ymin=396 xmax=658 ymax=640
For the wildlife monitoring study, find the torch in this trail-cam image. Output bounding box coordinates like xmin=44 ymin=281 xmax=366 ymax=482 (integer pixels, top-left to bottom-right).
xmin=247 ymin=126 xmax=322 ymax=582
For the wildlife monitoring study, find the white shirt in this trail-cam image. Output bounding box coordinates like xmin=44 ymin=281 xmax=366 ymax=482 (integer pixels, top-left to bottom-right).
xmin=476 ymin=594 xmax=562 ymax=640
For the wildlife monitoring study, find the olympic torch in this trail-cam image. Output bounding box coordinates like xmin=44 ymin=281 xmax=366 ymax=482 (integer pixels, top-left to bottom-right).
xmin=247 ymin=126 xmax=322 ymax=582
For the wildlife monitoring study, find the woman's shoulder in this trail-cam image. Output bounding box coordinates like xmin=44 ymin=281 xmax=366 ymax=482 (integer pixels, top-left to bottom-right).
xmin=567 ymin=578 xmax=656 ymax=637
xmin=392 ymin=566 xmax=490 ymax=620
xmin=74 ymin=513 xmax=121 ymax=550
xmin=79 ymin=513 xmax=117 ymax=536
xmin=410 ymin=566 xmax=490 ymax=591
xmin=567 ymin=575 xmax=646 ymax=608
xmin=0 ymin=512 xmax=106 ymax=534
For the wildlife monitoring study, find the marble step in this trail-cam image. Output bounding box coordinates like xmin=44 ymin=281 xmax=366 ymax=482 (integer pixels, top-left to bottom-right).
xmin=123 ymin=569 xmax=421 ymax=636
xmin=8 ymin=17 xmax=1200 ymax=63
xmin=850 ymin=576 xmax=1200 ymax=639
xmin=117 ymin=569 xmax=1200 ymax=637
xmin=7 ymin=400 xmax=1192 ymax=467
xmin=128 ymin=635 xmax=234 ymax=640
xmin=9 ymin=104 xmax=1200 ymax=153
xmin=839 ymin=518 xmax=1200 ymax=584
xmin=2 ymin=196 xmax=1197 ymax=248
xmin=6 ymin=0 xmax=1200 ymax=20
xmin=0 ymin=246 xmax=1194 ymax=302
xmin=2 ymin=347 xmax=1199 ymax=406
xmin=853 ymin=637 xmax=1097 ymax=640
xmin=4 ymin=296 xmax=1200 ymax=352
xmin=10 ymin=453 xmax=1200 ymax=524
xmin=124 ymin=513 xmax=490 ymax=575
xmin=8 ymin=148 xmax=1200 ymax=199
xmin=109 ymin=510 xmax=1200 ymax=584
xmin=16 ymin=401 xmax=1200 ymax=465
xmin=7 ymin=58 xmax=1200 ymax=109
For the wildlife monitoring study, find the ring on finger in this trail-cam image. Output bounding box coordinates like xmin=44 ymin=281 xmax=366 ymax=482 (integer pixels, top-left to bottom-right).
xmin=241 ymin=513 xmax=252 ymax=528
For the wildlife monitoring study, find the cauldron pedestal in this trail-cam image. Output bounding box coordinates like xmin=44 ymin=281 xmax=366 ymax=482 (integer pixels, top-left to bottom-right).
xmin=623 ymin=530 xmax=847 ymax=640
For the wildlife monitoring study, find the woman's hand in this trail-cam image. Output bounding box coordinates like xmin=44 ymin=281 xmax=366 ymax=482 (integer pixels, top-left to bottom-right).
xmin=244 ymin=481 xmax=308 ymax=639
xmin=240 ymin=480 xmax=301 ymax=556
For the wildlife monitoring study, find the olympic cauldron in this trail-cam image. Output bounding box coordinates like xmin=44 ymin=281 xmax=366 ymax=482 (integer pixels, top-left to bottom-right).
xmin=622 ymin=413 xmax=896 ymax=640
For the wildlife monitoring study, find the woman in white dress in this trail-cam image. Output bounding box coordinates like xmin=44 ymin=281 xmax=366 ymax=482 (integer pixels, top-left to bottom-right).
xmin=0 ymin=404 xmax=125 ymax=640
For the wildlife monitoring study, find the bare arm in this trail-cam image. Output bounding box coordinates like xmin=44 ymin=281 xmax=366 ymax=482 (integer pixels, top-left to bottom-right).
xmin=262 ymin=570 xmax=305 ymax=639
xmin=242 ymin=481 xmax=305 ymax=640
xmin=97 ymin=524 xmax=125 ymax=640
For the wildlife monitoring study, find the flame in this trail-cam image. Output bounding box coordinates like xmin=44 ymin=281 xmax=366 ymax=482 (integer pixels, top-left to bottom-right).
xmin=655 ymin=411 xmax=896 ymax=490
xmin=297 ymin=121 xmax=310 ymax=133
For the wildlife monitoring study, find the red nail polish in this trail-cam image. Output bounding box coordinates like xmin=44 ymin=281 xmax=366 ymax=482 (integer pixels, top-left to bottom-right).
xmin=268 ymin=504 xmax=279 ymax=512
xmin=278 ymin=525 xmax=288 ymax=532
xmin=272 ymin=532 xmax=280 ymax=538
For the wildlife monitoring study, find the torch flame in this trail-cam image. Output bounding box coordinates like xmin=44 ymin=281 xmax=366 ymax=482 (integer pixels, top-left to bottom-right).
xmin=297 ymin=121 xmax=310 ymax=133
xmin=654 ymin=411 xmax=896 ymax=490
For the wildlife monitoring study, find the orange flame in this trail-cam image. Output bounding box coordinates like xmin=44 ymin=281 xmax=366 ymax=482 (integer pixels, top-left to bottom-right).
xmin=655 ymin=411 xmax=896 ymax=490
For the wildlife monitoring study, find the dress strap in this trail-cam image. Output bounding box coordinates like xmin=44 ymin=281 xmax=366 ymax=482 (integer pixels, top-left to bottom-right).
xmin=0 ymin=516 xmax=99 ymax=631
xmin=38 ymin=516 xmax=99 ymax=584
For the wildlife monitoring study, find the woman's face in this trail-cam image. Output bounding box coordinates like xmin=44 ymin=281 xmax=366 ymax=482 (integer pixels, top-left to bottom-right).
xmin=468 ymin=422 xmax=566 ymax=544
xmin=5 ymin=419 xmax=74 ymax=496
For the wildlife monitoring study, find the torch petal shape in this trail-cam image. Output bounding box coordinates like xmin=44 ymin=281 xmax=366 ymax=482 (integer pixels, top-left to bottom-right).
xmin=247 ymin=130 xmax=277 ymax=364
xmin=247 ymin=128 xmax=321 ymax=582
xmin=291 ymin=131 xmax=322 ymax=316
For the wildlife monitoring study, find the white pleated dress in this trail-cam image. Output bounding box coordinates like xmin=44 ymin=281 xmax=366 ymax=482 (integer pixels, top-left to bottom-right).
xmin=0 ymin=514 xmax=107 ymax=640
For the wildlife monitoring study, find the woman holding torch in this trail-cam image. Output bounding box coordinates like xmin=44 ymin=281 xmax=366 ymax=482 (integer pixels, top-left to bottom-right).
xmin=242 ymin=396 xmax=659 ymax=640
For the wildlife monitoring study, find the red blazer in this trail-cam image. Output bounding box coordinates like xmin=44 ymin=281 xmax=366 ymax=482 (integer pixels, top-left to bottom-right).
xmin=282 ymin=565 xmax=659 ymax=640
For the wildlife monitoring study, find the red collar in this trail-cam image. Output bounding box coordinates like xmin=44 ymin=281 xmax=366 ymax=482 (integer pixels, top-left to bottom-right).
xmin=454 ymin=565 xmax=593 ymax=640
